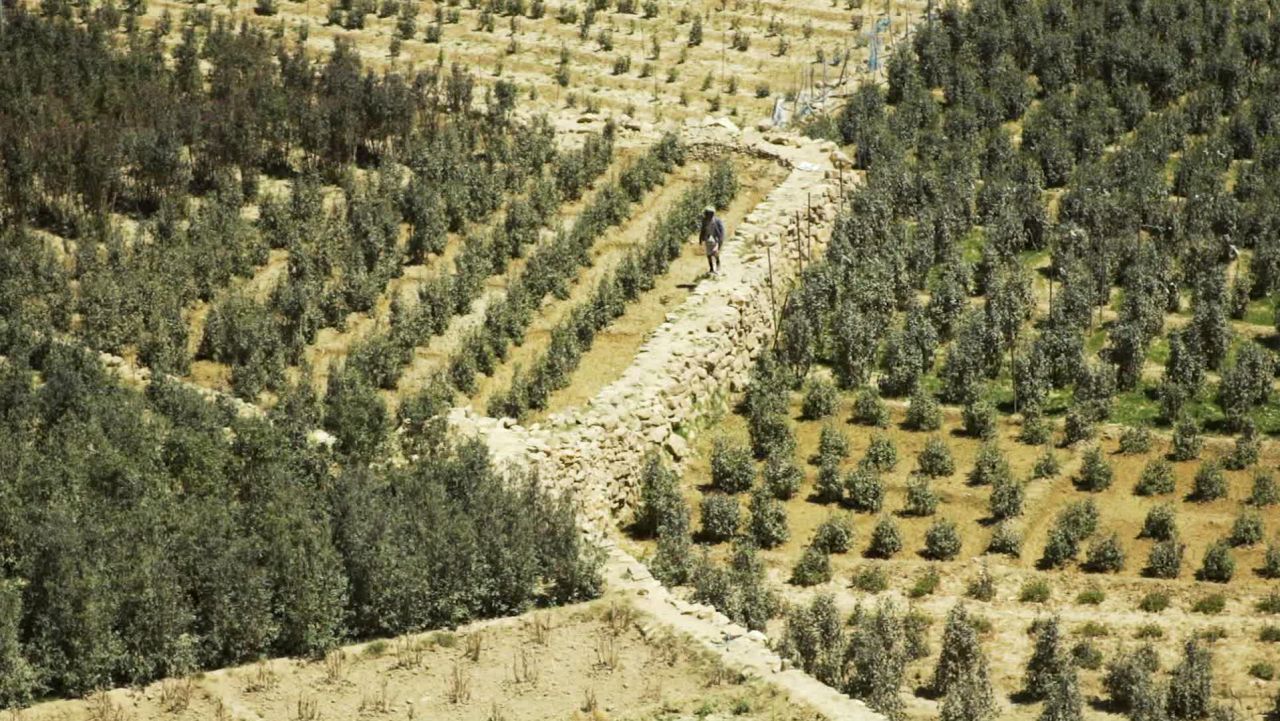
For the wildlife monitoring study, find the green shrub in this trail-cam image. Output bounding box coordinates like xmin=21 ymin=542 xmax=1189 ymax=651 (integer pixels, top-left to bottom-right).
xmin=814 ymin=423 xmax=850 ymax=465
xmin=903 ymin=474 xmax=939 ymax=517
xmin=1019 ymin=578 xmax=1051 ymax=603
xmin=1171 ymin=417 xmax=1203 ymax=461
xmin=967 ymin=441 xmax=1009 ymax=486
xmin=1263 ymin=540 xmax=1280 ymax=579
xmin=1140 ymin=503 xmax=1178 ymax=541
xmin=852 ymin=386 xmax=890 ymax=427
xmin=1198 ymin=540 xmax=1235 ymax=582
xmin=917 ymin=436 xmax=955 ymax=477
xmin=748 ymin=490 xmax=789 ymax=549
xmin=905 ymin=386 xmax=943 ymax=431
xmin=1192 ymin=593 xmax=1226 ymax=614
xmin=635 ymin=452 xmax=683 ymax=537
xmin=1134 ymin=623 xmax=1164 ymax=639
xmin=801 ymin=377 xmax=839 ymax=420
xmin=1145 ymin=530 xmax=1186 ymax=577
xmin=1190 ymin=460 xmax=1227 ymax=502
xmin=1229 ymin=508 xmax=1264 ymax=546
xmin=989 ymin=474 xmax=1024 ymax=520
xmin=1249 ymin=662 xmax=1275 ymax=680
xmin=852 ymin=565 xmax=889 ymax=592
xmin=924 ymin=518 xmax=962 ymax=560
xmin=1249 ymin=471 xmax=1279 ymax=506
xmin=1084 ymin=532 xmax=1125 ymax=573
xmin=909 ymin=566 xmax=942 ymax=598
xmin=1135 ymin=458 xmax=1176 ymax=495
xmin=1118 ymin=425 xmax=1153 ymax=454
xmin=1075 ymin=445 xmax=1113 ymax=492
xmin=863 ymin=433 xmax=898 ymax=472
xmin=1063 ymin=408 xmax=1096 ymax=444
xmin=962 ymin=399 xmax=998 ymax=439
xmin=811 ymin=514 xmax=853 ymax=554
xmin=966 ymin=564 xmax=996 ymax=601
xmin=1138 ymin=591 xmax=1170 ymax=613
xmin=761 ymin=452 xmax=802 ymax=500
xmin=1041 ymin=500 xmax=1099 ymax=568
xmin=1225 ymin=427 xmax=1260 ymax=470
xmin=1072 ymin=640 xmax=1104 ymax=670
xmin=1260 ymin=626 xmax=1280 ymax=642
xmin=866 ymin=516 xmax=903 ymax=558
xmin=1076 ymin=584 xmax=1105 ymax=605
xmin=712 ymin=437 xmax=756 ymax=494
xmin=814 ymin=459 xmax=844 ymax=504
xmin=790 ymin=545 xmax=832 ymax=587
xmin=844 ymin=465 xmax=884 ymax=513
xmin=1103 ymin=644 xmax=1160 ymax=710
xmin=1031 ymin=446 xmax=1061 ymax=479
xmin=651 ymin=499 xmax=694 ymax=585
xmin=1018 ymin=410 xmax=1052 ymax=445
xmin=1256 ymin=591 xmax=1280 ymax=614
xmin=699 ymin=494 xmax=741 ymax=543
xmin=987 ymin=521 xmax=1022 ymax=557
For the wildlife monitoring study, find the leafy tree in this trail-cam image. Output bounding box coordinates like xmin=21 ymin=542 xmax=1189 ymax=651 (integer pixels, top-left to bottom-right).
xmin=1251 ymin=471 xmax=1280 ymax=507
xmin=924 ymin=518 xmax=962 ymax=560
xmin=811 ymin=514 xmax=853 ymax=554
xmin=917 ymin=436 xmax=955 ymax=477
xmin=1075 ymin=446 xmax=1113 ymax=492
xmin=1136 ymin=458 xmax=1176 ymax=496
xmin=1167 ymin=639 xmax=1214 ymax=720
xmin=1141 ymin=504 xmax=1179 ymax=541
xmin=699 ymin=494 xmax=740 ymax=543
xmin=844 ymin=465 xmax=885 ymax=513
xmin=845 ymin=598 xmax=911 ymax=720
xmin=650 ymin=494 xmax=694 ymax=585
xmin=790 ymin=545 xmax=832 ymax=587
xmin=0 ymin=579 xmax=35 ymax=707
xmin=933 ymin=604 xmax=996 ymax=721
xmin=1171 ymin=417 xmax=1204 ymax=462
xmin=1023 ymin=616 xmax=1067 ymax=700
xmin=635 ymin=452 xmax=683 ymax=537
xmin=1147 ymin=538 xmax=1185 ymax=579
xmin=711 ymin=437 xmax=756 ymax=494
xmin=1084 ymin=532 xmax=1125 ymax=573
xmin=853 ymin=386 xmax=892 ymax=427
xmin=761 ymin=452 xmax=803 ymax=500
xmin=748 ymin=489 xmax=789 ymax=549
xmin=864 ymin=433 xmax=898 ymax=472
xmin=989 ymin=474 xmax=1025 ymax=520
xmin=905 ymin=385 xmax=942 ymax=430
xmin=1190 ymin=460 xmax=1227 ymax=502
xmin=1198 ymin=540 xmax=1235 ymax=583
xmin=1104 ymin=644 xmax=1161 ymax=711
xmin=802 ymin=377 xmax=839 ymax=419
xmin=904 ymin=474 xmax=939 ymax=517
xmin=867 ymin=516 xmax=904 ymax=559
xmin=1218 ymin=342 xmax=1274 ymax=429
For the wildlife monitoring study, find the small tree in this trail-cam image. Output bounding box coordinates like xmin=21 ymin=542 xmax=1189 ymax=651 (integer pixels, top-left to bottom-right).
xmin=1075 ymin=445 xmax=1113 ymax=492
xmin=1032 ymin=446 xmax=1061 ymax=479
xmin=906 ymin=385 xmax=943 ymax=431
xmin=802 ymin=377 xmax=839 ymax=420
xmin=989 ymin=474 xmax=1025 ymax=520
xmin=864 ymin=433 xmax=898 ymax=472
xmin=1250 ymin=471 xmax=1280 ymax=506
xmin=1084 ymin=532 xmax=1125 ymax=573
xmin=1167 ymin=639 xmax=1214 ymax=721
xmin=1171 ymin=417 xmax=1203 ymax=461
xmin=933 ymin=604 xmax=996 ymax=721
xmin=815 ymin=423 xmax=850 ymax=465
xmin=867 ymin=515 xmax=903 ymax=558
xmin=1262 ymin=539 xmax=1280 ymax=579
xmin=1229 ymin=508 xmax=1264 ymax=547
xmin=790 ymin=545 xmax=832 ymax=587
xmin=1146 ymin=538 xmax=1185 ymax=579
xmin=636 ymin=452 xmax=683 ymax=537
xmin=904 ymin=474 xmax=939 ymax=517
xmin=1140 ymin=503 xmax=1178 ymax=541
xmin=651 ymin=498 xmax=694 ymax=585
xmin=748 ymin=489 xmax=789 ymax=549
xmin=815 ymin=457 xmax=844 ymax=504
xmin=0 ymin=579 xmax=35 ymax=707
xmin=811 ymin=514 xmax=853 ymax=554
xmin=1135 ymin=458 xmax=1176 ymax=496
xmin=1023 ymin=616 xmax=1067 ymax=700
xmin=711 ymin=437 xmax=755 ymax=493
xmin=1190 ymin=460 xmax=1226 ymax=502
xmin=924 ymin=518 xmax=962 ymax=560
xmin=963 ymin=399 xmax=999 ymax=439
xmin=699 ymin=494 xmax=740 ymax=542
xmin=845 ymin=465 xmax=885 ymax=513
xmin=687 ymin=12 xmax=702 ymax=45
xmin=918 ymin=436 xmax=955 ymax=477
xmin=1104 ymin=644 xmax=1160 ymax=711
xmin=988 ymin=521 xmax=1022 ymax=556
xmin=1118 ymin=425 xmax=1154 ymax=454
xmin=853 ymin=386 xmax=891 ymax=427
xmin=1198 ymin=539 xmax=1235 ymax=583
xmin=762 ymin=452 xmax=803 ymax=500
xmin=968 ymin=441 xmax=1009 ymax=486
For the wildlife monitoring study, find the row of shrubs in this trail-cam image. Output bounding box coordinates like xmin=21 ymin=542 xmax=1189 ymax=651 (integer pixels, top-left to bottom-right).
xmin=449 ymin=133 xmax=686 ymax=388
xmin=483 ymin=159 xmax=739 ymax=417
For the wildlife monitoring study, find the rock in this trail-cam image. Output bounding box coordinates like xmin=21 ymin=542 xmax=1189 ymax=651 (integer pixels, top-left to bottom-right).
xmin=306 ymin=429 xmax=337 ymax=449
xmin=665 ymin=433 xmax=690 ymax=460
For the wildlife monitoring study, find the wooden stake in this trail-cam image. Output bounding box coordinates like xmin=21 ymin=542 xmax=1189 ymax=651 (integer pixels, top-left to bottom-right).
xmin=766 ymin=244 xmax=778 ymax=341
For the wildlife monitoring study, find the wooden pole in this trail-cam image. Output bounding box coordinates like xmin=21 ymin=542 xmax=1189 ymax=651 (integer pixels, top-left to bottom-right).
xmin=766 ymin=244 xmax=778 ymax=341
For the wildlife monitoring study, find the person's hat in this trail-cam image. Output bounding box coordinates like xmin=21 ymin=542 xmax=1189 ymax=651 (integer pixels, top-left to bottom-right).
xmin=703 ymin=206 xmax=715 ymax=214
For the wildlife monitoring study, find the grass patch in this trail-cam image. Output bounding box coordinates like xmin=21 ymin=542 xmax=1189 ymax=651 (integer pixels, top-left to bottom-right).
xmin=1192 ymin=594 xmax=1226 ymax=615
xmin=1198 ymin=626 xmax=1228 ymax=642
xmin=1019 ymin=578 xmax=1051 ymax=603
xmin=851 ymin=565 xmax=889 ymax=593
xmin=1250 ymin=662 xmax=1276 ymax=680
xmin=1261 ymin=626 xmax=1280 ymax=643
xmin=1244 ymin=299 xmax=1274 ymax=327
xmin=1257 ymin=591 xmax=1280 ymax=614
xmin=1135 ymin=623 xmax=1164 ymax=639
xmin=1138 ymin=591 xmax=1170 ymax=613
xmin=1075 ymin=585 xmax=1105 ymax=605
xmin=908 ymin=567 xmax=941 ymax=599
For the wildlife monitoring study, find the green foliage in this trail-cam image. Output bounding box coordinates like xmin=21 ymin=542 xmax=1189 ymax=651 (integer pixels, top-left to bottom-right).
xmin=1083 ymin=532 xmax=1125 ymax=573
xmin=1190 ymin=460 xmax=1227 ymax=502
xmin=801 ymin=377 xmax=839 ymax=420
xmin=863 ymin=433 xmax=898 ymax=472
xmin=699 ymin=494 xmax=740 ymax=543
xmin=1139 ymin=592 xmax=1170 ymax=613
xmin=1032 ymin=447 xmax=1061 ymax=479
xmin=748 ymin=489 xmax=789 ymax=550
xmin=966 ymin=563 xmax=996 ymax=602
xmin=1198 ymin=540 xmax=1235 ymax=583
xmin=815 ymin=423 xmax=850 ymax=465
xmin=1263 ymin=540 xmax=1280 ymax=580
xmin=1074 ymin=445 xmax=1113 ymax=492
xmin=1135 ymin=458 xmax=1176 ymax=496
xmin=790 ymin=545 xmax=832 ymax=587
xmin=814 ymin=459 xmax=844 ymax=505
xmin=761 ymin=452 xmax=802 ymax=500
xmin=1040 ymin=500 xmax=1098 ymax=568
xmin=917 ymin=436 xmax=955 ymax=477
xmin=1250 ymin=471 xmax=1280 ymax=506
xmin=867 ymin=516 xmax=903 ymax=559
xmin=853 ymin=386 xmax=891 ymax=427
xmin=1191 ymin=593 xmax=1226 ymax=615
xmin=924 ymin=518 xmax=962 ymax=561
xmin=968 ymin=441 xmax=1009 ymax=486
xmin=903 ymin=474 xmax=939 ymax=517
xmin=811 ymin=514 xmax=854 ymax=554
xmin=844 ymin=465 xmax=885 ymax=513
xmin=779 ymin=594 xmax=845 ymax=688
xmin=711 ymin=437 xmax=756 ymax=494
xmin=1104 ymin=644 xmax=1160 ymax=711
xmin=989 ymin=474 xmax=1024 ymax=520
xmin=1171 ymin=417 xmax=1204 ymax=461
xmin=1229 ymin=508 xmax=1264 ymax=546
xmin=905 ymin=385 xmax=942 ymax=430
xmin=1118 ymin=424 xmax=1154 ymax=454
xmin=852 ymin=565 xmax=889 ymax=593
xmin=1023 ymin=616 xmax=1066 ymax=700
xmin=0 ymin=579 xmax=36 ymax=707
xmin=1167 ymin=640 xmax=1214 ymax=721
xmin=933 ymin=604 xmax=996 ymax=721
xmin=1140 ymin=503 xmax=1178 ymax=541
xmin=909 ymin=566 xmax=942 ymax=598
xmin=1019 ymin=579 xmax=1052 ymax=603
xmin=1075 ymin=584 xmax=1105 ymax=605
xmin=690 ymin=542 xmax=779 ymax=633
xmin=987 ymin=521 xmax=1022 ymax=557
xmin=1146 ymin=539 xmax=1185 ymax=579
xmin=635 ymin=452 xmax=683 ymax=538
xmin=963 ymin=399 xmax=998 ymax=439
xmin=650 ymin=495 xmax=694 ymax=586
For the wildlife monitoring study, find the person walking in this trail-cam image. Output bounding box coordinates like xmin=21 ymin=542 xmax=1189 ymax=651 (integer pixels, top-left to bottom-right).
xmin=699 ymin=206 xmax=725 ymax=277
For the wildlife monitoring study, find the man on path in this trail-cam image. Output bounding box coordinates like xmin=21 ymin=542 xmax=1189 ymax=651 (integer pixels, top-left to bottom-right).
xmin=699 ymin=206 xmax=725 ymax=277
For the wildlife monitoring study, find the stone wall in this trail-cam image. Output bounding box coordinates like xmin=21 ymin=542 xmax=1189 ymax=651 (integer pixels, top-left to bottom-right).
xmin=449 ymin=120 xmax=848 ymax=535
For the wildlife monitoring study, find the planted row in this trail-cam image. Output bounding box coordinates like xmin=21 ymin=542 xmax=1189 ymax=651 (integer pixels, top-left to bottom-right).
xmin=483 ymin=159 xmax=738 ymax=417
